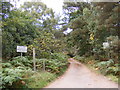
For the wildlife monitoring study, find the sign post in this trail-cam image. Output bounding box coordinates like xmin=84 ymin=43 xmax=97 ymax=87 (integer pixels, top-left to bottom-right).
xmin=103 ymin=42 xmax=110 ymax=58
xmin=17 ymin=46 xmax=27 ymax=57
xmin=33 ymin=48 xmax=36 ymax=71
xmin=103 ymin=42 xmax=109 ymax=49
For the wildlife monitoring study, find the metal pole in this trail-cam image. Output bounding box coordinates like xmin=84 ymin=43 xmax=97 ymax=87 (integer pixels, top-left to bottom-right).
xmin=33 ymin=48 xmax=36 ymax=71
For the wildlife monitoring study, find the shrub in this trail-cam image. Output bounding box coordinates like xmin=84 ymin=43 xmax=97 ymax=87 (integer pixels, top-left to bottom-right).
xmin=1 ymin=56 xmax=33 ymax=88
xmin=96 ymin=59 xmax=118 ymax=75
xmin=2 ymin=63 xmax=12 ymax=68
xmin=51 ymin=53 xmax=68 ymax=61
xmin=2 ymin=67 xmax=33 ymax=88
xmin=2 ymin=53 xmax=69 ymax=89
xmin=11 ymin=56 xmax=32 ymax=67
xmin=45 ymin=53 xmax=69 ymax=74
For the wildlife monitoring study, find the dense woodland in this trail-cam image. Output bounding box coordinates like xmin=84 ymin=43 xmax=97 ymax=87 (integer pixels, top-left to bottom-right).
xmin=0 ymin=1 xmax=119 ymax=89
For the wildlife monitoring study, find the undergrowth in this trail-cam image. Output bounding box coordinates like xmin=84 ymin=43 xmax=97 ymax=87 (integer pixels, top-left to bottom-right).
xmin=1 ymin=53 xmax=69 ymax=89
xmin=25 ymin=71 xmax=56 ymax=88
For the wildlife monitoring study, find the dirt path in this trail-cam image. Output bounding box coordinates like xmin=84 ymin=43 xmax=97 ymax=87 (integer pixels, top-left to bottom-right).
xmin=45 ymin=58 xmax=118 ymax=88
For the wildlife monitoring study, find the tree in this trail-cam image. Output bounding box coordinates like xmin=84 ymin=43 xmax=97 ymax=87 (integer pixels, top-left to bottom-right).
xmin=21 ymin=2 xmax=59 ymax=32
xmin=2 ymin=8 xmax=39 ymax=59
xmin=63 ymin=2 xmax=119 ymax=59
xmin=2 ymin=1 xmax=64 ymax=59
xmin=62 ymin=2 xmax=91 ymax=56
xmin=1 ymin=2 xmax=13 ymax=20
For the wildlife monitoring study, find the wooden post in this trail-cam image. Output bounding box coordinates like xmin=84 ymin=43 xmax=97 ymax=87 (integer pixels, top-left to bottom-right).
xmin=43 ymin=59 xmax=45 ymax=71
xmin=21 ymin=52 xmax=22 ymax=58
xmin=33 ymin=48 xmax=36 ymax=71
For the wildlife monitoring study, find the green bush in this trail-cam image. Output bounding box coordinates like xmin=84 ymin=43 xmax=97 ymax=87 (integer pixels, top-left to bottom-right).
xmin=33 ymin=53 xmax=69 ymax=73
xmin=106 ymin=66 xmax=118 ymax=75
xmin=96 ymin=59 xmax=118 ymax=76
xmin=51 ymin=53 xmax=68 ymax=61
xmin=1 ymin=56 xmax=33 ymax=88
xmin=2 ymin=63 xmax=12 ymax=68
xmin=38 ymin=51 xmax=51 ymax=59
xmin=2 ymin=67 xmax=32 ymax=88
xmin=97 ymin=59 xmax=114 ymax=68
xmin=11 ymin=56 xmax=32 ymax=68
xmin=2 ymin=53 xmax=69 ymax=89
xmin=35 ymin=59 xmax=47 ymax=70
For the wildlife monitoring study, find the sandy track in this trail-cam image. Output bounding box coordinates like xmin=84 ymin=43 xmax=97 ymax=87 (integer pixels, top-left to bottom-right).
xmin=45 ymin=58 xmax=118 ymax=88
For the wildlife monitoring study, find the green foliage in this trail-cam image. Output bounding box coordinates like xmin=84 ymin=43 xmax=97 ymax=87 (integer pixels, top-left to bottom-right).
xmin=2 ymin=68 xmax=23 ymax=86
xmin=97 ymin=59 xmax=119 ymax=76
xmin=2 ymin=1 xmax=61 ymax=59
xmin=2 ymin=53 xmax=69 ymax=89
xmin=51 ymin=53 xmax=68 ymax=61
xmin=1 ymin=2 xmax=13 ymax=19
xmin=1 ymin=1 xmax=68 ymax=89
xmin=11 ymin=56 xmax=32 ymax=68
xmin=36 ymin=53 xmax=69 ymax=74
xmin=21 ymin=2 xmax=59 ymax=32
xmin=97 ymin=59 xmax=114 ymax=67
xmin=2 ymin=9 xmax=39 ymax=59
xmin=64 ymin=2 xmax=119 ymax=60
xmin=64 ymin=3 xmax=119 ymax=83
xmin=26 ymin=72 xmax=56 ymax=88
xmin=104 ymin=36 xmax=120 ymax=62
xmin=28 ymin=31 xmax=66 ymax=59
xmin=2 ymin=67 xmax=32 ymax=88
xmin=1 ymin=56 xmax=32 ymax=88
xmin=2 ymin=63 xmax=12 ymax=68
xmin=107 ymin=66 xmax=118 ymax=75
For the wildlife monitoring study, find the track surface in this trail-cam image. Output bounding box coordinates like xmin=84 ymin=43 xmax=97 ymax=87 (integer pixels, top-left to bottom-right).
xmin=46 ymin=58 xmax=118 ymax=88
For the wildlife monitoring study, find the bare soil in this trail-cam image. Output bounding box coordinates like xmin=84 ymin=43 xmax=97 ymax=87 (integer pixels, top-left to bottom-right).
xmin=45 ymin=58 xmax=118 ymax=88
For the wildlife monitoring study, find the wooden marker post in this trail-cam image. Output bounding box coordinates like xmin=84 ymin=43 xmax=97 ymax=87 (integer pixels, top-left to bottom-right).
xmin=33 ymin=48 xmax=36 ymax=71
xmin=43 ymin=59 xmax=45 ymax=71
xmin=21 ymin=52 xmax=22 ymax=58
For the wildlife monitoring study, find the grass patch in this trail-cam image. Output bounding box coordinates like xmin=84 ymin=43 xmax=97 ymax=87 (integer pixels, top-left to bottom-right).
xmin=25 ymin=64 xmax=69 ymax=88
xmin=26 ymin=71 xmax=56 ymax=88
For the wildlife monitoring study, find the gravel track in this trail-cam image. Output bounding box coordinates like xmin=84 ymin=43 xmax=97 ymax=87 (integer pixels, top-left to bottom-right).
xmin=46 ymin=58 xmax=118 ymax=88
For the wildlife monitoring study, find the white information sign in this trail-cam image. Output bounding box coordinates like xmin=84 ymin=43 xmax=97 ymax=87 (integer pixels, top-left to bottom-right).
xmin=103 ymin=42 xmax=109 ymax=49
xmin=17 ymin=46 xmax=27 ymax=53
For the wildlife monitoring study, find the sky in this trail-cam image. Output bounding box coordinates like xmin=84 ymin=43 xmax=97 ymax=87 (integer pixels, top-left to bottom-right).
xmin=41 ymin=0 xmax=64 ymax=15
xmin=11 ymin=0 xmax=64 ymax=15
xmin=63 ymin=28 xmax=73 ymax=35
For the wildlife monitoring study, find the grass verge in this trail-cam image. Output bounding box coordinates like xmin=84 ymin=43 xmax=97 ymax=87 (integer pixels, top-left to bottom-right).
xmin=25 ymin=71 xmax=57 ymax=88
